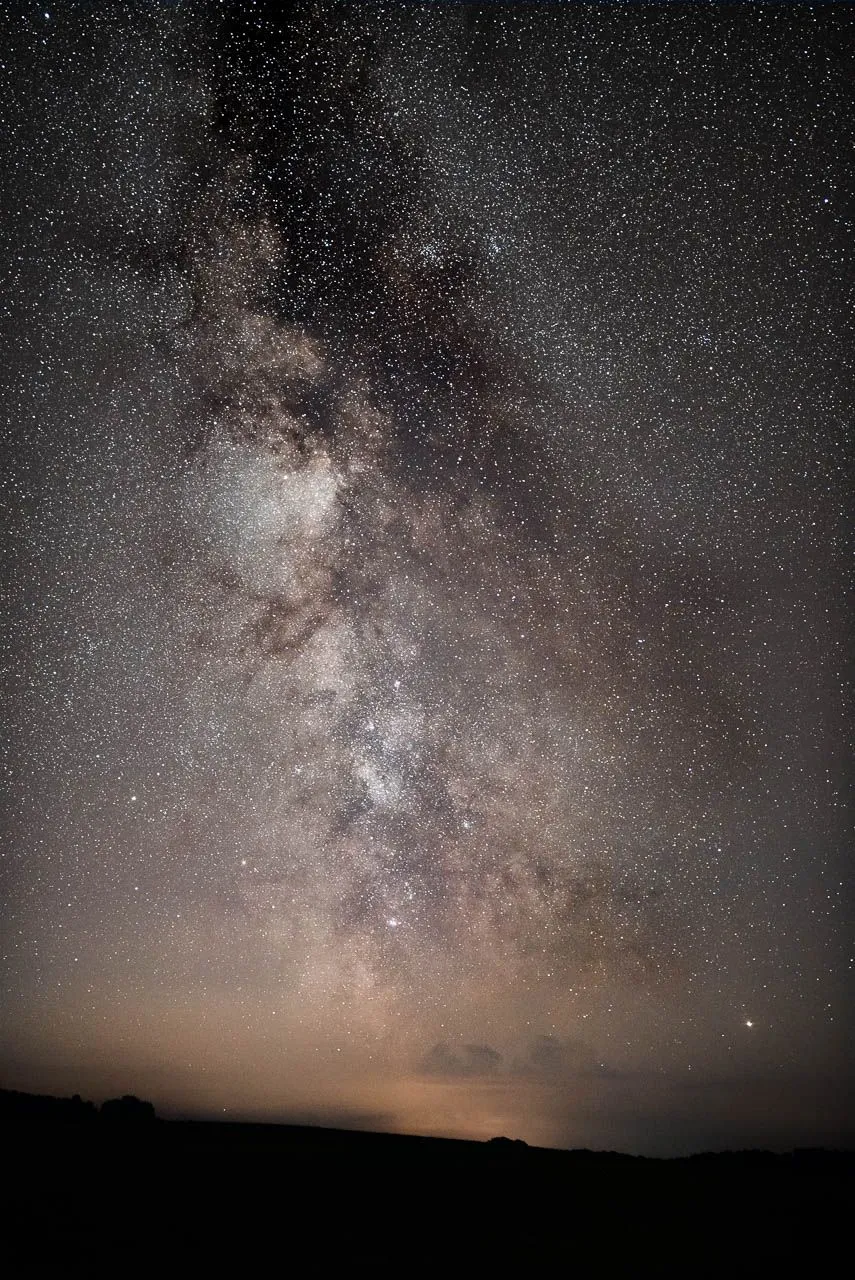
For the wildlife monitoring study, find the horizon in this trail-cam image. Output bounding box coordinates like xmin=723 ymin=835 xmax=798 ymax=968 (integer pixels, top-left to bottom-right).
xmin=5 ymin=1084 xmax=852 ymax=1161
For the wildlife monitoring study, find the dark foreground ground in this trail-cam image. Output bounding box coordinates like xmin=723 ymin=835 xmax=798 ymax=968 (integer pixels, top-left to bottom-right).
xmin=3 ymin=1091 xmax=852 ymax=1271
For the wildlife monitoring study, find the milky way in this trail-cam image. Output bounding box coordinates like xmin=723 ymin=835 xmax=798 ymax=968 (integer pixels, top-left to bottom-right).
xmin=1 ymin=3 xmax=851 ymax=1153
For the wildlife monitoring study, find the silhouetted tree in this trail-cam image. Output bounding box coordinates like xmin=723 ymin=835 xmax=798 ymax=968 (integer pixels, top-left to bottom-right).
xmin=100 ymin=1095 xmax=156 ymax=1124
xmin=0 ymin=1087 xmax=96 ymax=1123
xmin=487 ymin=1136 xmax=528 ymax=1151
xmin=69 ymin=1093 xmax=96 ymax=1121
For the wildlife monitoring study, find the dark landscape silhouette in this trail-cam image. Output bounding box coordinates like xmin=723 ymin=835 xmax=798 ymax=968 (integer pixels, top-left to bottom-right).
xmin=4 ymin=1086 xmax=851 ymax=1267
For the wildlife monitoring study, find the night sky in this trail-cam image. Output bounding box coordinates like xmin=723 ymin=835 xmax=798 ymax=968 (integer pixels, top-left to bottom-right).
xmin=1 ymin=1 xmax=851 ymax=1155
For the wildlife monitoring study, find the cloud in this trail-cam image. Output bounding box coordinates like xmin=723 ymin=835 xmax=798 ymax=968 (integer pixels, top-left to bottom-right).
xmin=463 ymin=1044 xmax=503 ymax=1073
xmin=528 ymin=1034 xmax=566 ymax=1075
xmin=418 ymin=1035 xmax=617 ymax=1083
xmin=420 ymin=1042 xmax=502 ymax=1078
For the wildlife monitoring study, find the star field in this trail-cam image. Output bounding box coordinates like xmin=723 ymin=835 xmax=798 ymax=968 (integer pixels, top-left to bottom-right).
xmin=0 ymin=2 xmax=851 ymax=1153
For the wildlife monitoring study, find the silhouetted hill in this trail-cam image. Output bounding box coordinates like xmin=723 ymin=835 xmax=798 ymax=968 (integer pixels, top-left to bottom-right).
xmin=3 ymin=1088 xmax=852 ymax=1268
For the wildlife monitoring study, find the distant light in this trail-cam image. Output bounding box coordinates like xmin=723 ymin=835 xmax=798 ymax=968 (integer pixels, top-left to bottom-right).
xmin=387 ymin=918 xmax=399 ymax=928
xmin=745 ymin=1020 xmax=753 ymax=1028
